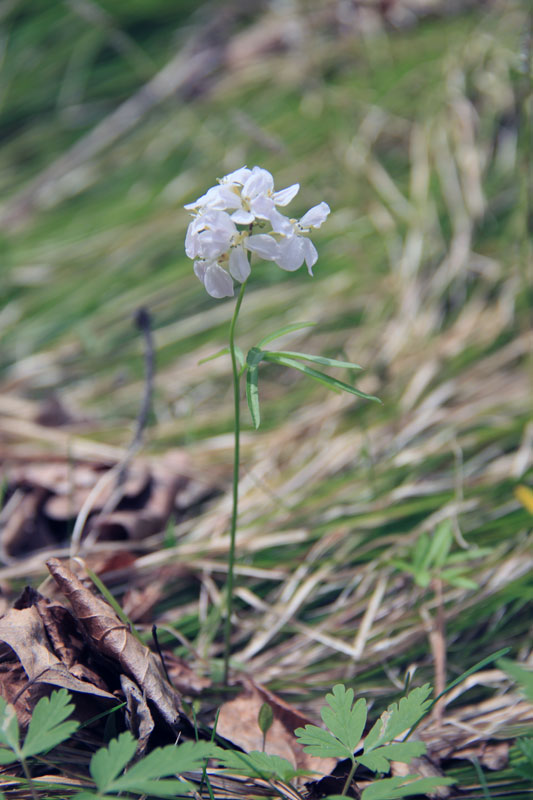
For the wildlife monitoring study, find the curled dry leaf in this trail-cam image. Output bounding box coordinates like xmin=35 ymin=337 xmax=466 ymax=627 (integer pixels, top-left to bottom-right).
xmin=216 ymin=676 xmax=337 ymax=778
xmin=46 ymin=558 xmax=186 ymax=730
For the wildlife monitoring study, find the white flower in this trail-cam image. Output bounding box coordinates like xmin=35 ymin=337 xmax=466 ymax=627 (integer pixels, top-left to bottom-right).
xmin=246 ymin=201 xmax=330 ymax=274
xmin=185 ymin=166 xmax=299 ymax=227
xmin=184 ymin=169 xmax=329 ymax=298
xmin=194 ymin=260 xmax=234 ymax=298
xmin=185 ymin=209 xmax=237 ymax=261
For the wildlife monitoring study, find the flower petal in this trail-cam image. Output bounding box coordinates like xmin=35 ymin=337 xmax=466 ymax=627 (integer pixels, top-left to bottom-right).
xmin=299 ymin=201 xmax=330 ymax=229
xmin=275 ymin=236 xmax=304 ymax=271
xmin=302 ymin=238 xmax=318 ymax=274
xmin=193 ymin=260 xmax=207 ymax=282
xmin=250 ymin=194 xmax=275 ymax=221
xmin=221 ymin=166 xmax=251 ymax=185
xmin=243 ymin=167 xmax=274 ymax=200
xmin=229 ymin=246 xmax=251 ymax=282
xmin=231 ymin=209 xmax=255 ymax=225
xmin=204 ymin=264 xmax=234 ymax=298
xmin=267 ymin=208 xmax=293 ymax=235
xmin=272 ymin=183 xmax=299 ymax=206
xmin=246 ymin=234 xmax=279 ymax=261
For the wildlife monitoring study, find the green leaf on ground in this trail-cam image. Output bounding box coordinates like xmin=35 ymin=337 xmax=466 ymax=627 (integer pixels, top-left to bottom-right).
xmin=364 ymin=685 xmax=433 ymax=751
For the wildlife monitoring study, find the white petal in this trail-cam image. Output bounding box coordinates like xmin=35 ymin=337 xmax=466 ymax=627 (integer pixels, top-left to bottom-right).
xmin=299 ymin=201 xmax=330 ymax=229
xmin=221 ymin=166 xmax=251 ymax=185
xmin=229 ymin=246 xmax=251 ymax=282
xmin=204 ymin=264 xmax=234 ymax=298
xmin=243 ymin=167 xmax=274 ymax=199
xmin=272 ymin=183 xmax=299 ymax=206
xmin=267 ymin=207 xmax=293 ymax=235
xmin=275 ymin=236 xmax=304 ymax=271
xmin=231 ymin=209 xmax=255 ymax=224
xmin=246 ymin=234 xmax=279 ymax=261
xmin=302 ymin=238 xmax=318 ymax=274
xmin=250 ymin=194 xmax=275 ymax=221
xmin=193 ymin=260 xmax=207 ymax=282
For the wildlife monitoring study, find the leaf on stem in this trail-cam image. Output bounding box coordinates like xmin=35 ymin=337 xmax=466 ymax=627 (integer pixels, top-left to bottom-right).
xmin=360 ymin=775 xmax=455 ymax=799
xmin=364 ymin=685 xmax=432 ymax=752
xmin=256 ymin=322 xmax=316 ymax=348
xmin=266 ymin=350 xmax=362 ymax=370
xmin=263 ymin=353 xmax=380 ymax=402
xmin=214 ymin=748 xmax=313 ymax=782
xmin=21 ymin=690 xmax=79 ymax=758
xmin=199 ymin=346 xmax=245 ymax=369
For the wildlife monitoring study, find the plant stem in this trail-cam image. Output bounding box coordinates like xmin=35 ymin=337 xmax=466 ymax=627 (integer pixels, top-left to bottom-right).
xmin=341 ymin=757 xmax=358 ymax=796
xmin=223 ymin=279 xmax=247 ymax=686
xmin=20 ymin=756 xmax=39 ymax=800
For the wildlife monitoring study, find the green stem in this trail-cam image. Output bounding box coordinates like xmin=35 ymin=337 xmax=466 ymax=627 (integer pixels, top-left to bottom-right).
xmin=223 ymin=279 xmax=248 ymax=685
xmin=20 ymin=756 xmax=39 ymax=800
xmin=341 ymin=757 xmax=358 ymax=796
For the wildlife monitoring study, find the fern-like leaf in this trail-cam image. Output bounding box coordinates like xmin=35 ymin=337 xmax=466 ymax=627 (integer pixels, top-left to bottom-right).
xmin=21 ymin=690 xmax=79 ymax=758
xmin=364 ymin=685 xmax=432 ymax=751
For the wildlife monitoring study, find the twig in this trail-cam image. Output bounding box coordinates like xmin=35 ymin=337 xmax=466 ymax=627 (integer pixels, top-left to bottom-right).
xmin=70 ymin=307 xmax=154 ymax=555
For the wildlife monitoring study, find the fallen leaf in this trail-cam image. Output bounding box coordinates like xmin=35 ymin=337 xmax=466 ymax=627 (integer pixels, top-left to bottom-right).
xmin=46 ymin=558 xmax=187 ymax=732
xmin=216 ymin=677 xmax=336 ymax=777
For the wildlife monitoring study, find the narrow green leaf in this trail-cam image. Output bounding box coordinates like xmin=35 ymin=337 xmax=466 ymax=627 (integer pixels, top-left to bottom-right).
xmin=22 ymin=690 xmax=78 ymax=758
xmin=425 ymin=522 xmax=453 ymax=569
xmin=256 ymin=322 xmax=316 ymax=348
xmin=263 ymin=354 xmax=380 ymax=402
xmin=440 ymin=569 xmax=478 ymax=590
xmin=266 ymin=350 xmax=362 ymax=370
xmin=198 ymin=347 xmax=230 ymax=365
xmin=246 ymin=365 xmax=260 ymax=428
xmin=321 ymin=685 xmax=367 ymax=752
xmin=361 ymin=775 xmax=455 ymax=800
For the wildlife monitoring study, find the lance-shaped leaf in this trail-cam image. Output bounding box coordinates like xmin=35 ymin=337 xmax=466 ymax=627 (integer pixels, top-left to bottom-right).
xmin=266 ymin=350 xmax=362 ymax=370
xmin=256 ymin=322 xmax=316 ymax=348
xmin=245 ymin=347 xmax=266 ymax=429
xmin=199 ymin=345 xmax=245 ymax=369
xmin=262 ymin=353 xmax=380 ymax=403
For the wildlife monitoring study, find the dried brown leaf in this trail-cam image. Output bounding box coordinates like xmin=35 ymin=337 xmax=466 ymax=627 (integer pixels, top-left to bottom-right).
xmin=216 ymin=677 xmax=336 ymax=777
xmin=46 ymin=558 xmax=185 ymax=729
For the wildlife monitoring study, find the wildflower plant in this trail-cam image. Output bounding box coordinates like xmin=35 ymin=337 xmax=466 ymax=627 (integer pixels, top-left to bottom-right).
xmin=185 ymin=166 xmax=380 ymax=683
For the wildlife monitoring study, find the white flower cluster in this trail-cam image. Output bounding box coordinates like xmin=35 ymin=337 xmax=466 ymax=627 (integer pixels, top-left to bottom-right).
xmin=184 ymin=166 xmax=330 ymax=298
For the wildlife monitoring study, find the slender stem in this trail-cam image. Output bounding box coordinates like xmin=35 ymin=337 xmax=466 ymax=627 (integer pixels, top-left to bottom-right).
xmin=20 ymin=757 xmax=39 ymax=800
xmin=341 ymin=757 xmax=358 ymax=796
xmin=223 ymin=279 xmax=248 ymax=685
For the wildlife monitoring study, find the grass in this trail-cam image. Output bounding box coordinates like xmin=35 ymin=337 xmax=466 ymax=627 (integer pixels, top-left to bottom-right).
xmin=0 ymin=0 xmax=532 ymax=796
